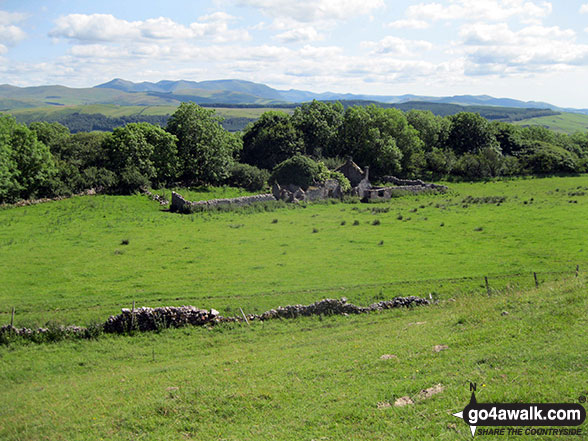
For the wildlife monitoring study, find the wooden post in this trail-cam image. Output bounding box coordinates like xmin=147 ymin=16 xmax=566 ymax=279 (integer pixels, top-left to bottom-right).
xmin=576 ymin=265 xmax=580 ymax=278
xmin=534 ymin=272 xmax=539 ymax=288
xmin=132 ymin=300 xmax=135 ymax=312
xmin=240 ymin=307 xmax=250 ymax=326
xmin=10 ymin=307 xmax=15 ymax=327
xmin=485 ymin=276 xmax=490 ymax=295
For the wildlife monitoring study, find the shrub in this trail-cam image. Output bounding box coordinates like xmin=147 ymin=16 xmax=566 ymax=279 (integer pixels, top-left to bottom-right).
xmin=270 ymin=155 xmax=320 ymax=190
xmin=227 ymin=163 xmax=269 ymax=191
xmin=316 ymin=161 xmax=351 ymax=192
xmin=518 ymin=141 xmax=579 ymax=174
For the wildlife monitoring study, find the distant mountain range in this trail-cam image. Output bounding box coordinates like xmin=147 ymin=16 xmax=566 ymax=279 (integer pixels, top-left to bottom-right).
xmin=0 ymin=78 xmax=587 ymax=115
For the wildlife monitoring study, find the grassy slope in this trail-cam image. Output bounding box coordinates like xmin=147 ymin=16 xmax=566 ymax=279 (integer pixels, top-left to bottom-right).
xmin=0 ymin=277 xmax=586 ymax=440
xmin=4 ymin=104 xmax=290 ymax=121
xmin=514 ymin=112 xmax=588 ymax=134
xmin=0 ymin=177 xmax=587 ymax=327
xmin=1 ymin=177 xmax=587 ymax=440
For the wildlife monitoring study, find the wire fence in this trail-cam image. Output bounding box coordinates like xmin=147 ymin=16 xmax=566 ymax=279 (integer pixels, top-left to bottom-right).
xmin=3 ymin=264 xmax=584 ymax=327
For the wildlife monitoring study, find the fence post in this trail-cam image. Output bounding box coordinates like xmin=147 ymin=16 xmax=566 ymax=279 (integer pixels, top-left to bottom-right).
xmin=485 ymin=276 xmax=491 ymax=295
xmin=10 ymin=307 xmax=15 ymax=327
xmin=240 ymin=307 xmax=250 ymax=326
xmin=534 ymin=272 xmax=539 ymax=288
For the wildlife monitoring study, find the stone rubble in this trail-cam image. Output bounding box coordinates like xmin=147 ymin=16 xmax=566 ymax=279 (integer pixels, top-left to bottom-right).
xmin=142 ymin=189 xmax=169 ymax=206
xmin=171 ymin=191 xmax=276 ymax=212
xmin=1 ymin=296 xmax=430 ymax=339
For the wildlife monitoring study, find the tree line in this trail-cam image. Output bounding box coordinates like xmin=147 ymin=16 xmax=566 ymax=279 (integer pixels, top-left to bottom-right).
xmin=1 ymin=100 xmax=588 ymax=203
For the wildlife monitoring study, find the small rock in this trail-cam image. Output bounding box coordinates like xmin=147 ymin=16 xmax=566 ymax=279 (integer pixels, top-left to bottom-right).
xmin=394 ymin=396 xmax=414 ymax=407
xmin=408 ymin=321 xmax=426 ymax=326
xmin=380 ymin=354 xmax=398 ymax=360
xmin=418 ymin=384 xmax=444 ymax=400
xmin=433 ymin=344 xmax=449 ymax=353
xmin=377 ymin=401 xmax=392 ymax=409
xmin=501 ymin=311 xmax=509 ymax=316
xmin=166 ymin=387 xmax=179 ymax=392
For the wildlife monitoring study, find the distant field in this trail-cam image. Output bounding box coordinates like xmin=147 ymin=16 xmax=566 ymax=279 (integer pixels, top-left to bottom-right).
xmin=514 ymin=112 xmax=588 ymax=134
xmin=1 ymin=176 xmax=587 ymax=326
xmin=4 ymin=104 xmax=291 ymax=131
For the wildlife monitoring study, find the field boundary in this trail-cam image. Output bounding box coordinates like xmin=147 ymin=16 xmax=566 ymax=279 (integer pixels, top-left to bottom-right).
xmin=1 ymin=265 xmax=583 ymax=323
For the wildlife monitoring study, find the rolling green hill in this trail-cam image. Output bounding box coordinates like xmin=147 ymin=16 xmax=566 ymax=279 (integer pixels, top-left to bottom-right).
xmin=514 ymin=112 xmax=588 ymax=134
xmin=1 ymin=177 xmax=587 ymax=440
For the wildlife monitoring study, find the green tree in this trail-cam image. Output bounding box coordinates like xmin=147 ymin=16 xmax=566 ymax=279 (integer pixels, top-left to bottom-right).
xmin=270 ymin=155 xmax=321 ymax=190
xmin=241 ymin=111 xmax=303 ymax=170
xmin=0 ymin=115 xmax=56 ymax=202
xmin=291 ymin=100 xmax=344 ymax=157
xmin=491 ymin=121 xmax=524 ymax=156
xmin=518 ymin=141 xmax=579 ymax=174
xmin=0 ymin=128 xmax=19 ymax=202
xmin=339 ymin=105 xmax=423 ymax=177
xmin=102 ymin=124 xmax=156 ymax=192
xmin=29 ymin=122 xmax=71 ymax=157
xmin=446 ymin=112 xmax=497 ymax=155
xmin=406 ymin=110 xmax=450 ymax=152
xmin=167 ymin=103 xmax=239 ymax=185
xmin=132 ymin=123 xmax=178 ymax=187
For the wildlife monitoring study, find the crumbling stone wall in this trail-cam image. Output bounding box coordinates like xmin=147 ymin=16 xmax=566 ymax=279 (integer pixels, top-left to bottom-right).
xmin=0 ymin=296 xmax=430 ymax=338
xmin=272 ymin=179 xmax=343 ymax=203
xmin=171 ymin=192 xmax=276 ymax=212
xmin=381 ymin=176 xmax=448 ymax=192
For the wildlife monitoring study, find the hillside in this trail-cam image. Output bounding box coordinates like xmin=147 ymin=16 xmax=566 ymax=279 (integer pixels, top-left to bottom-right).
xmin=2 ymin=79 xmax=588 ymax=133
xmin=513 ymin=112 xmax=588 ymax=133
xmin=1 ymin=176 xmax=587 ymax=440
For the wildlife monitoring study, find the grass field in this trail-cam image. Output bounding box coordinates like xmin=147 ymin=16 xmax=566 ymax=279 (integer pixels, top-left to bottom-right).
xmin=1 ymin=176 xmax=587 ymax=326
xmin=515 ymin=112 xmax=588 ymax=134
xmin=1 ymin=176 xmax=587 ymax=440
xmin=5 ymin=104 xmax=291 ymax=120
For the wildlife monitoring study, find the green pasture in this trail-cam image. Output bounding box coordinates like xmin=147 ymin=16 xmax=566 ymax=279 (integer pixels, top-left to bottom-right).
xmin=0 ymin=277 xmax=586 ymax=440
xmin=1 ymin=176 xmax=588 ymax=440
xmin=5 ymin=104 xmax=290 ymax=120
xmin=515 ymin=112 xmax=588 ymax=134
xmin=0 ymin=176 xmax=587 ymax=326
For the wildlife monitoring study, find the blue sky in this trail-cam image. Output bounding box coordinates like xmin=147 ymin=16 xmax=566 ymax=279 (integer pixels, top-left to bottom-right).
xmin=2 ymin=0 xmax=588 ymax=107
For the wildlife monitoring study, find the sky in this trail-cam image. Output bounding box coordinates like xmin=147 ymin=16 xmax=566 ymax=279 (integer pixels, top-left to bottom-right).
xmin=2 ymin=0 xmax=588 ymax=107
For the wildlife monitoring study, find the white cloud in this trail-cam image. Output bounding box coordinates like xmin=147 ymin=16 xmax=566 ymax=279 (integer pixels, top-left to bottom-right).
xmin=50 ymin=14 xmax=140 ymax=42
xmin=275 ymin=26 xmax=322 ymax=43
xmin=459 ymin=22 xmax=588 ymax=76
xmin=387 ymin=19 xmax=430 ymax=30
xmin=407 ymin=0 xmax=552 ymax=23
xmin=0 ymin=10 xmax=26 ymax=26
xmin=0 ymin=10 xmax=26 ymax=48
xmin=49 ymin=13 xmax=249 ymax=43
xmin=580 ymin=4 xmax=588 ymax=14
xmin=362 ymin=36 xmax=433 ymax=56
xmin=237 ymin=0 xmax=384 ymax=23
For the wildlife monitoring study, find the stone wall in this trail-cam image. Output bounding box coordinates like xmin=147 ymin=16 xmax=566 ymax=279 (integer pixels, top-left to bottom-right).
xmin=272 ymin=179 xmax=343 ymax=203
xmin=171 ymin=191 xmax=276 ymax=212
xmin=381 ymin=176 xmax=448 ymax=192
xmin=0 ymin=296 xmax=430 ymax=339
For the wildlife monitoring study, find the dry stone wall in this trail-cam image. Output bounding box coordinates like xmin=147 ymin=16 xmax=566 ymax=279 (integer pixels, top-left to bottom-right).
xmin=171 ymin=192 xmax=276 ymax=212
xmin=380 ymin=176 xmax=448 ymax=192
xmin=1 ymin=296 xmax=430 ymax=340
xmin=271 ymin=179 xmax=343 ymax=203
